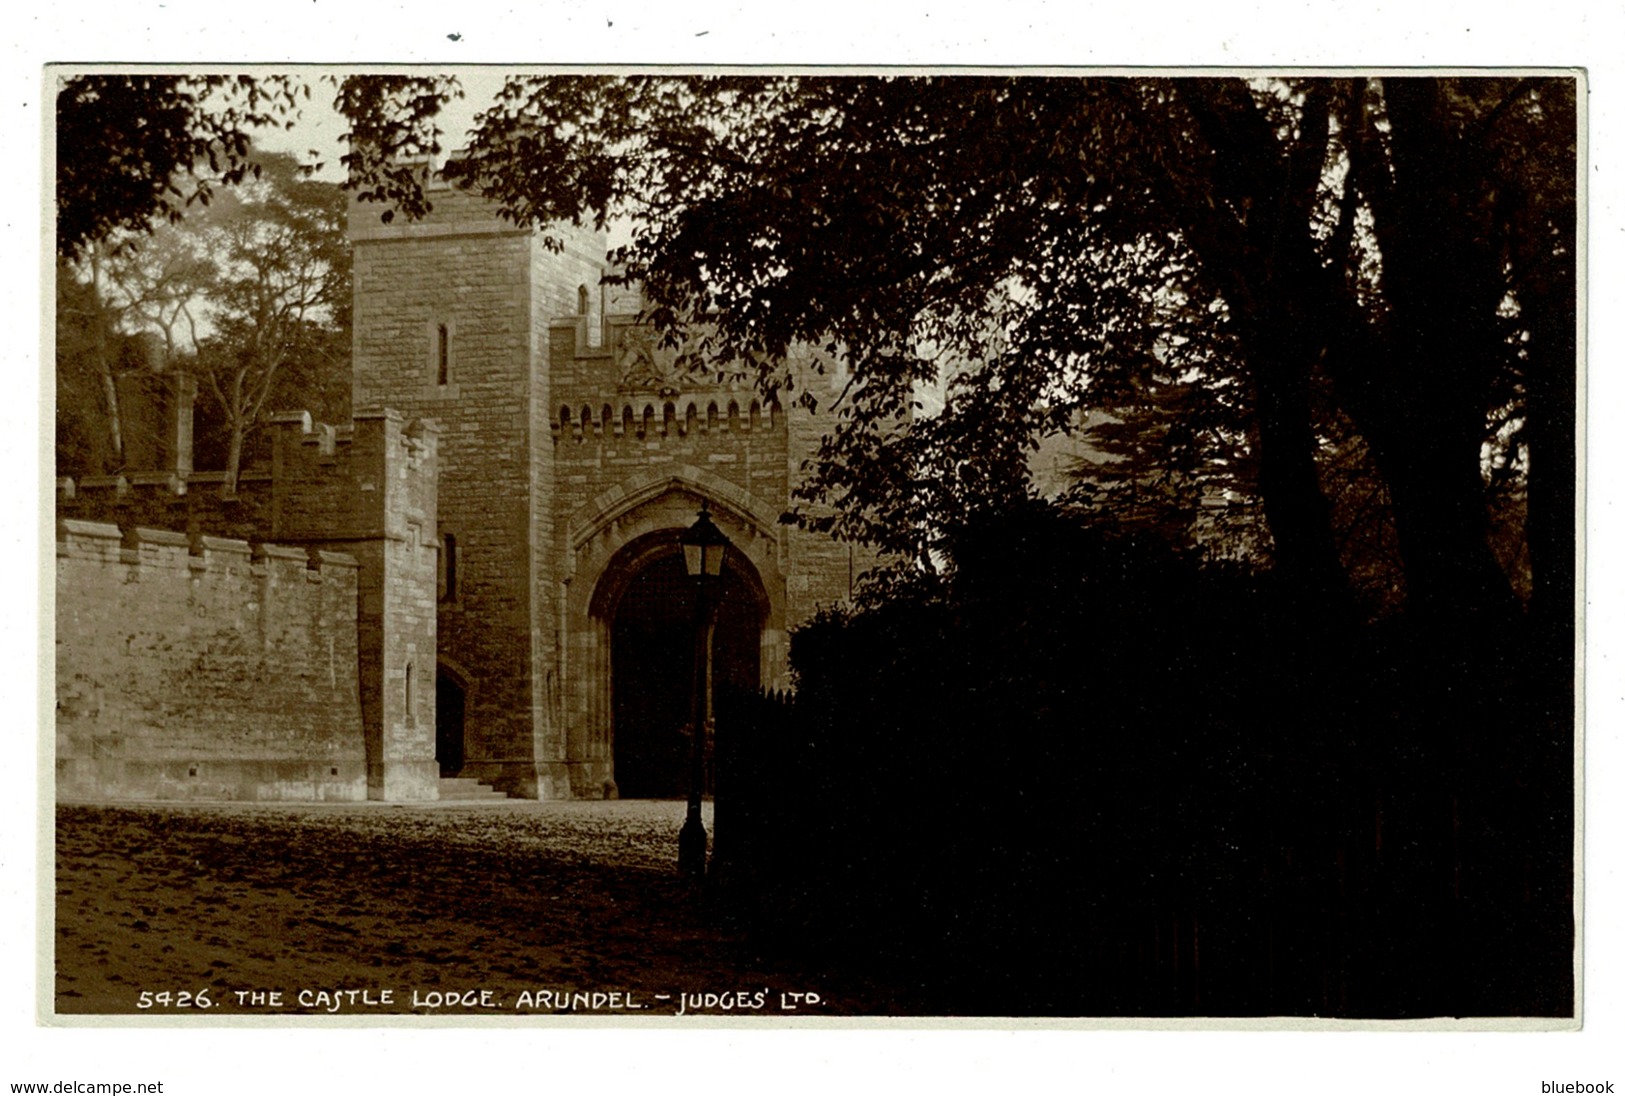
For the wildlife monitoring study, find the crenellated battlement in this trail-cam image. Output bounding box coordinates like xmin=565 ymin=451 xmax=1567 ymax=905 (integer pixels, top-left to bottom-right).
xmin=57 ymin=410 xmax=439 ymax=547
xmin=57 ymin=468 xmax=276 ymax=543
xmin=56 ymin=519 xmax=361 ymax=580
xmin=270 ymin=410 xmax=355 ymax=456
xmin=265 ymin=407 xmax=437 ymax=547
xmin=58 ymin=469 xmax=276 ymax=499
xmin=55 ymin=518 xmax=367 ymax=803
xmin=56 ymin=404 xmax=439 ymax=804
xmin=553 ymin=395 xmax=782 ymax=441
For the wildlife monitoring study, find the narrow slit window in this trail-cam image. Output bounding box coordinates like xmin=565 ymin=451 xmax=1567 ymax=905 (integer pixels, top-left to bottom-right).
xmin=440 ymin=532 xmax=459 ymax=602
xmin=436 ymin=323 xmax=450 ymax=386
xmin=587 ymin=283 xmax=604 ymax=349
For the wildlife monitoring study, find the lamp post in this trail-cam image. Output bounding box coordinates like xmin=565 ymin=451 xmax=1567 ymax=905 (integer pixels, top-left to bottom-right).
xmin=678 ymin=504 xmax=729 ymax=878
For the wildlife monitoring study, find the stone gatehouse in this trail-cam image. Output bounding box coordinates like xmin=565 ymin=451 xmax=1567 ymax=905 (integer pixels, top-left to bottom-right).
xmin=56 ymin=178 xmax=856 ymax=802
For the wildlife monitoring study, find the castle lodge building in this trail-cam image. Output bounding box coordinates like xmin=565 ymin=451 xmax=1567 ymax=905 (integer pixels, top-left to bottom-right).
xmin=55 ymin=178 xmax=857 ymax=802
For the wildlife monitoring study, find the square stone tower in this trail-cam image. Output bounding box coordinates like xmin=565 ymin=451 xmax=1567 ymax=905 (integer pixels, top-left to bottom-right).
xmin=351 ymin=176 xmax=858 ymax=799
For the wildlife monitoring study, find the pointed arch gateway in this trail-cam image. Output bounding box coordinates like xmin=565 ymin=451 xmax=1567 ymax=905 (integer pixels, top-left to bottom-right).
xmin=562 ymin=469 xmax=789 ymax=798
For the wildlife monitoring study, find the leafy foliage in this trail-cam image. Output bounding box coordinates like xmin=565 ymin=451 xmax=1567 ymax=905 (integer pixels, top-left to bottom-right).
xmin=335 ymin=75 xmax=464 ymax=225
xmin=56 ymin=74 xmax=310 ymax=260
xmin=376 ymin=74 xmax=1573 ymax=627
xmin=433 ymin=79 xmax=1239 ymax=561
xmin=184 ymin=154 xmax=351 ymax=489
xmin=55 ymin=152 xmax=351 ymax=488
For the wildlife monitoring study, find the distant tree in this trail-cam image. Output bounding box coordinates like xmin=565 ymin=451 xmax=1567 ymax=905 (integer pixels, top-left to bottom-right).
xmin=186 ymin=153 xmax=351 ymax=494
xmin=55 ymin=229 xmax=208 ymax=476
xmin=55 ymin=251 xmax=127 ymax=474
xmin=55 ymin=149 xmax=350 ymax=489
xmin=55 ymin=256 xmax=132 ymax=476
xmin=96 ymin=226 xmax=212 ymax=364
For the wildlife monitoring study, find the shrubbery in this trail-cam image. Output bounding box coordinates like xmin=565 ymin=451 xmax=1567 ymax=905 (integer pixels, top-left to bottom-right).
xmin=719 ymin=498 xmax=1571 ymax=1017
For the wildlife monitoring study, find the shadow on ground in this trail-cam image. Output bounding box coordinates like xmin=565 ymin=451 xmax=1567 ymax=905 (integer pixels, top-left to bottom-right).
xmin=54 ymin=801 xmax=918 ymax=1018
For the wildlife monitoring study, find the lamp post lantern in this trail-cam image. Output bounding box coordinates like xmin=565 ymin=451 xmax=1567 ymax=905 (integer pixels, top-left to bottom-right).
xmin=678 ymin=504 xmax=729 ymax=878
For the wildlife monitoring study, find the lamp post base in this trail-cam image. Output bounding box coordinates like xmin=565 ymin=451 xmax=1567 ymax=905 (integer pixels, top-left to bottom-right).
xmin=678 ymin=815 xmax=708 ymax=878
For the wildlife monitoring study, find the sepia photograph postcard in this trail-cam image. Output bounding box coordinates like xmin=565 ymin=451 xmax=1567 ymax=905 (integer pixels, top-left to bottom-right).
xmin=12 ymin=5 xmax=1623 ymax=1094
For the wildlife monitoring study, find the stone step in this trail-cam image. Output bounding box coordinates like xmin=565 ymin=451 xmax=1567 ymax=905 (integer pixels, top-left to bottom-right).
xmin=437 ymin=777 xmax=510 ymax=801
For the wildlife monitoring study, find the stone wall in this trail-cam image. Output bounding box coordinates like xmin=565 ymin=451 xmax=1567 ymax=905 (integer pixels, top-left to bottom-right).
xmin=56 ymin=521 xmax=366 ymax=801
xmin=549 ymin=316 xmax=794 ymax=563
xmin=268 ymin=409 xmax=442 ymax=801
xmin=55 ymin=409 xmax=441 ymax=802
xmin=350 ymin=182 xmax=606 ymax=797
xmin=57 ymin=468 xmax=275 ymax=543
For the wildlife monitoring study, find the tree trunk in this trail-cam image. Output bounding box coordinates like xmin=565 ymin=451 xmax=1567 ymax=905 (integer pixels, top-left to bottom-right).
xmin=1343 ymin=77 xmax=1569 ymax=1013
xmin=87 ymin=251 xmax=125 ymax=472
xmin=1249 ymin=320 xmax=1356 ymax=622
xmin=96 ymin=363 xmax=124 ymax=473
xmin=223 ymin=420 xmax=245 ymax=499
xmin=1367 ymin=422 xmax=1520 ymax=628
xmin=1170 ymin=81 xmax=1354 ymax=621
xmin=1365 ymin=77 xmax=1520 ymax=630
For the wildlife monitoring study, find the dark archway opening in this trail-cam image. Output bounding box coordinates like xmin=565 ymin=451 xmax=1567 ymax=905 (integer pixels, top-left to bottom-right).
xmin=610 ymin=551 xmax=761 ymax=798
xmin=436 ymin=670 xmax=466 ymax=776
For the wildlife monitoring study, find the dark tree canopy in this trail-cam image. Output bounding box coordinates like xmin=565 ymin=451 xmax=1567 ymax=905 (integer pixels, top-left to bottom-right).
xmin=55 ymin=74 xmax=310 ymax=261
xmin=349 ymin=74 xmax=1573 ymax=632
xmin=62 ymin=72 xmax=1575 ymax=630
xmin=427 ymin=78 xmax=1252 ymax=563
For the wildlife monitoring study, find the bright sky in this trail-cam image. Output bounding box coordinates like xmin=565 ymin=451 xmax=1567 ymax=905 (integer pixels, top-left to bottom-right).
xmin=254 ymin=69 xmax=635 ymax=248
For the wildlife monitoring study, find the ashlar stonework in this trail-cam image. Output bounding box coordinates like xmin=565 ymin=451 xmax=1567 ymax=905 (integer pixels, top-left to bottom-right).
xmin=55 ymin=177 xmax=856 ymax=802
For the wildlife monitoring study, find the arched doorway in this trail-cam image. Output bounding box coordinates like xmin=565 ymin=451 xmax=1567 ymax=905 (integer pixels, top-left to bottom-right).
xmin=604 ymin=542 xmax=764 ymax=798
xmin=564 ymin=475 xmax=790 ymax=799
xmin=435 ymin=669 xmax=467 ymax=776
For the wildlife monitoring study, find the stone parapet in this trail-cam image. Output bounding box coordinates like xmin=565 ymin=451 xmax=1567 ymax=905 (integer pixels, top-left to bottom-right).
xmin=55 ymin=520 xmax=368 ymax=803
xmin=57 ymin=468 xmax=276 ymax=544
xmin=551 ymin=396 xmax=782 ymax=440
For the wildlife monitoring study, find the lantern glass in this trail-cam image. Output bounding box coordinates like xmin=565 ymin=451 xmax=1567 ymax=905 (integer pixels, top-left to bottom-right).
xmin=703 ymin=540 xmax=725 ymax=576
xmin=681 ymin=508 xmax=729 ymax=580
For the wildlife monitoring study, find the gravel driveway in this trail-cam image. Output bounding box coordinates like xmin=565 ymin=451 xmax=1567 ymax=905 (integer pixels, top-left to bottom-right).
xmin=54 ymin=800 xmax=907 ymax=1019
